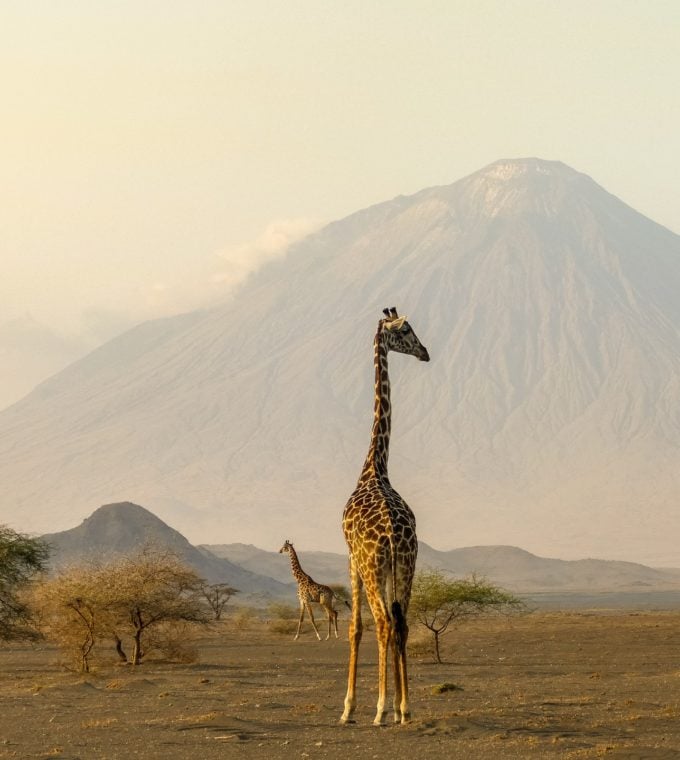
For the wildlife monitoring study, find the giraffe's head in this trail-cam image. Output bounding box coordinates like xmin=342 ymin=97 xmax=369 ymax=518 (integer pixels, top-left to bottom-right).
xmin=380 ymin=307 xmax=430 ymax=362
xmin=279 ymin=540 xmax=293 ymax=555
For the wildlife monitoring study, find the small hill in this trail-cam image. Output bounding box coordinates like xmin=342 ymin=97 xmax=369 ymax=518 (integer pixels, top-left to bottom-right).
xmin=42 ymin=502 xmax=294 ymax=601
xmin=203 ymin=541 xmax=680 ymax=594
xmin=416 ymin=544 xmax=680 ymax=593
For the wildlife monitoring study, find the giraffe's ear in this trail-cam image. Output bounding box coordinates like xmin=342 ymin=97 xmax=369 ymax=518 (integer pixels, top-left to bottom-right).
xmin=385 ymin=316 xmax=407 ymax=331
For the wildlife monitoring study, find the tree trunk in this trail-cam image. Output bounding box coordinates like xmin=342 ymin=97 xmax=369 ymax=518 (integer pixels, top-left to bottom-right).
xmin=114 ymin=634 xmax=128 ymax=663
xmin=81 ymin=633 xmax=94 ymax=672
xmin=434 ymin=630 xmax=442 ymax=664
xmin=132 ymin=629 xmax=143 ymax=665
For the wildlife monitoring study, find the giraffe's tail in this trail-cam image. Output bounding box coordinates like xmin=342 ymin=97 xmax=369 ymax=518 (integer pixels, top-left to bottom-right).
xmin=388 ymin=534 xmax=407 ymax=653
xmin=334 ymin=590 xmax=351 ymax=611
xmin=391 ymin=600 xmax=407 ymax=652
xmin=328 ymin=587 xmax=352 ymax=610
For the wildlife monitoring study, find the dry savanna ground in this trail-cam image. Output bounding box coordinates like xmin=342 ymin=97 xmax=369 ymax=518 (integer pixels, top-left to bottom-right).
xmin=2 ymin=609 xmax=680 ymax=759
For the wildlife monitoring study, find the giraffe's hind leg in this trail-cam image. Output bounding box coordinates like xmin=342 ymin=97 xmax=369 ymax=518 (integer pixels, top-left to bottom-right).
xmin=392 ymin=603 xmax=411 ymax=723
xmin=324 ymin=606 xmax=332 ymax=640
xmin=322 ymin=595 xmax=338 ymax=640
xmin=372 ymin=612 xmax=390 ymax=726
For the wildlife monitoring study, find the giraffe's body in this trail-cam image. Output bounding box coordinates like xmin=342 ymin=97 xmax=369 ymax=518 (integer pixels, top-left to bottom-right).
xmin=341 ymin=308 xmax=429 ymax=726
xmin=279 ymin=540 xmax=339 ymax=641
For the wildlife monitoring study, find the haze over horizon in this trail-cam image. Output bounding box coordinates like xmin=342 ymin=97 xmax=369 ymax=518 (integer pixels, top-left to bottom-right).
xmin=2 ymin=2 xmax=680 ymax=408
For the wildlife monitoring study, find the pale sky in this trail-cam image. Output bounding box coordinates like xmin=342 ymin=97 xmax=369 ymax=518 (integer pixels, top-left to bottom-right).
xmin=2 ymin=1 xmax=679 ymax=361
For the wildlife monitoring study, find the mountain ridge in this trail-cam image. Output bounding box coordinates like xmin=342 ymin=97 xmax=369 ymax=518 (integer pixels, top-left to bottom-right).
xmin=42 ymin=502 xmax=294 ymax=601
xmin=204 ymin=540 xmax=680 ymax=594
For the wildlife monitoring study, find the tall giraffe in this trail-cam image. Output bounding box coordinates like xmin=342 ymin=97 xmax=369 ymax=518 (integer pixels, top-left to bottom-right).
xmin=279 ymin=540 xmax=340 ymax=641
xmin=340 ymin=307 xmax=429 ymax=726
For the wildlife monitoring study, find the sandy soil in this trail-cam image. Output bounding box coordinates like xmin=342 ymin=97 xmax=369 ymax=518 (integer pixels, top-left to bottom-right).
xmin=2 ymin=610 xmax=680 ymax=759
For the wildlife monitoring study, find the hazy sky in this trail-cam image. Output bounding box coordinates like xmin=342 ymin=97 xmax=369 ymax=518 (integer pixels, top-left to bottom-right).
xmin=2 ymin=0 xmax=679 ymax=344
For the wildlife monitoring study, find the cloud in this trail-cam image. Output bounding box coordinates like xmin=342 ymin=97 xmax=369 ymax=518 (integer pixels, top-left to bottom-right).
xmin=2 ymin=219 xmax=321 ymax=404
xmin=212 ymin=218 xmax=319 ymax=289
xmin=78 ymin=218 xmax=320 ymax=342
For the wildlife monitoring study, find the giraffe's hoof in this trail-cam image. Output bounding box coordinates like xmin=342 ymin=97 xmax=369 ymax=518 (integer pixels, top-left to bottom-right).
xmin=339 ymin=717 xmax=356 ymax=725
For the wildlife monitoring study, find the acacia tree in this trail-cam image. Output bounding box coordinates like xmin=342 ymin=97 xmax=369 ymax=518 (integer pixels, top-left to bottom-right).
xmin=33 ymin=549 xmax=211 ymax=670
xmin=201 ymin=582 xmax=239 ymax=621
xmin=32 ymin=568 xmax=106 ymax=672
xmin=0 ymin=525 xmax=49 ymax=641
xmin=410 ymin=570 xmax=524 ymax=663
xmin=105 ymin=548 xmax=211 ymax=665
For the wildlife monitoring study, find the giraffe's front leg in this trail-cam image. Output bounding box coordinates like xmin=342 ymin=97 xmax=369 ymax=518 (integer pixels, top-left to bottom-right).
xmin=294 ymin=602 xmax=305 ymax=640
xmin=341 ymin=566 xmax=363 ymax=724
xmin=306 ymin=603 xmax=322 ymax=641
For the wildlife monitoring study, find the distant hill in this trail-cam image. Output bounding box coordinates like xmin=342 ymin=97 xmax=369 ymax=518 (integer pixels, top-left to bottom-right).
xmin=42 ymin=502 xmax=294 ymax=601
xmin=0 ymin=314 xmax=90 ymax=410
xmin=415 ymin=544 xmax=680 ymax=593
xmin=203 ymin=541 xmax=680 ymax=594
xmin=203 ymin=542 xmax=350 ymax=587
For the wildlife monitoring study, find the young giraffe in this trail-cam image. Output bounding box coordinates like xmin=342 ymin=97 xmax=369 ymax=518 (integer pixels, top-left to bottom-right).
xmin=340 ymin=307 xmax=429 ymax=726
xmin=279 ymin=540 xmax=340 ymax=641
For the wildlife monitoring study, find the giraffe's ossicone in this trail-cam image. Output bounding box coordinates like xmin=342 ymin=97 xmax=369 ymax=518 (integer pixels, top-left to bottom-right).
xmin=340 ymin=307 xmax=429 ymax=726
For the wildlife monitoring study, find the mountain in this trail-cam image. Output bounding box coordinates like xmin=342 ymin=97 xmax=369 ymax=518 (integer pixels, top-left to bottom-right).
xmin=42 ymin=502 xmax=294 ymax=601
xmin=2 ymin=158 xmax=680 ymax=565
xmin=0 ymin=315 xmax=89 ymax=411
xmin=206 ymin=541 xmax=680 ymax=594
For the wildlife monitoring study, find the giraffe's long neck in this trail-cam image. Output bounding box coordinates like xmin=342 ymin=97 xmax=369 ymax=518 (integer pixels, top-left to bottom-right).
xmin=286 ymin=547 xmax=309 ymax=584
xmin=361 ymin=330 xmax=391 ymax=482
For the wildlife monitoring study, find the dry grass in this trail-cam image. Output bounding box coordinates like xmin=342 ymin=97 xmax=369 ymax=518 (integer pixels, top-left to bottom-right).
xmin=80 ymin=717 xmax=119 ymax=728
xmin=2 ymin=610 xmax=680 ymax=758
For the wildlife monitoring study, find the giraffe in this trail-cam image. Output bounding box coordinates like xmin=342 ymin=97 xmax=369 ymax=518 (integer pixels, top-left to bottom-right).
xmin=279 ymin=540 xmax=340 ymax=641
xmin=340 ymin=307 xmax=429 ymax=726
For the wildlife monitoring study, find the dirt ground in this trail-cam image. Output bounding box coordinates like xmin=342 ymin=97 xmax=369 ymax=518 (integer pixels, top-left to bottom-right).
xmin=3 ymin=609 xmax=680 ymax=759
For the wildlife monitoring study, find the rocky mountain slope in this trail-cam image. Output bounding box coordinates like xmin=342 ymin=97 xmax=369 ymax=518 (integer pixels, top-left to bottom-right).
xmin=2 ymin=158 xmax=679 ymax=564
xmin=42 ymin=502 xmax=294 ymax=601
